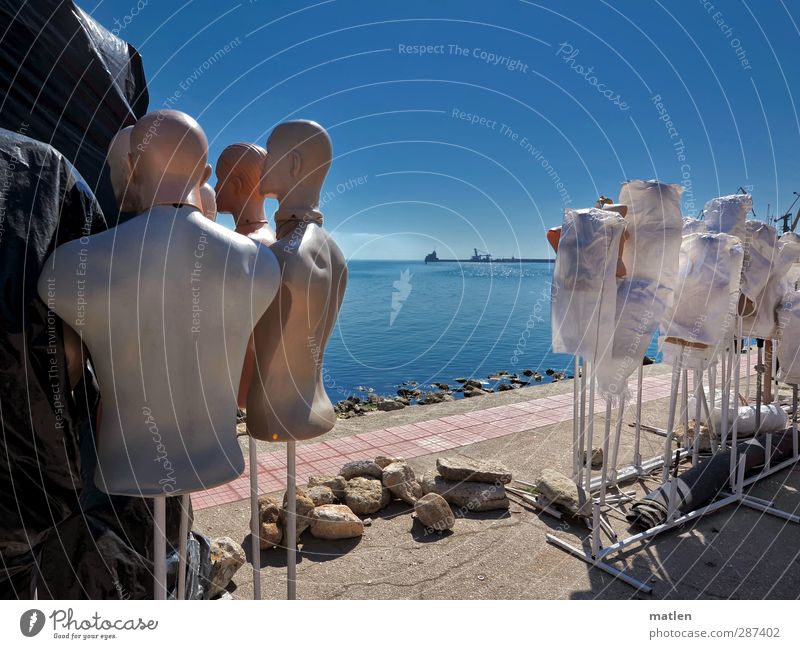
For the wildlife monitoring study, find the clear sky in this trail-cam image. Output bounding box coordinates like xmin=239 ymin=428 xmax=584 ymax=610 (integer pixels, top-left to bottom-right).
xmin=88 ymin=0 xmax=800 ymax=260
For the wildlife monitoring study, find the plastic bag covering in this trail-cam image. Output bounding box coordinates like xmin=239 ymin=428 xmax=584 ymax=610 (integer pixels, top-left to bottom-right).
xmin=0 ymin=129 xmax=105 ymax=595
xmin=777 ymin=290 xmax=800 ymax=384
xmin=703 ymin=193 xmax=751 ymax=242
xmin=660 ymin=232 xmax=744 ymax=369
xmin=687 ymin=398 xmax=787 ymax=436
xmin=0 ymin=0 xmax=148 ymax=221
xmin=742 ymin=232 xmax=800 ymax=339
xmin=740 ymin=220 xmax=778 ymax=303
xmin=594 ymin=181 xmax=683 ymax=398
xmin=551 ymin=208 xmax=626 ymax=362
xmin=682 ymin=217 xmax=705 ymax=235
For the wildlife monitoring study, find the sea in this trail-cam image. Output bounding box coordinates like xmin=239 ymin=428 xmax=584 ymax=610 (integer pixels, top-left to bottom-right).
xmin=324 ymin=260 xmax=660 ymax=402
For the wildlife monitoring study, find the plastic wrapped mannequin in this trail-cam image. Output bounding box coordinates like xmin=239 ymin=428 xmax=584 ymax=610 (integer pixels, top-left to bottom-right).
xmin=39 ymin=110 xmax=281 ymax=495
xmin=247 ymin=121 xmax=348 ymax=443
xmin=551 ymin=207 xmax=626 ymax=363
xmin=660 ymin=232 xmax=744 ymax=369
xmin=595 ymin=181 xmax=683 ymax=398
xmin=777 ymin=290 xmax=800 ymax=384
xmin=682 ymin=217 xmax=705 ymax=235
xmin=703 ymin=193 xmax=751 ymax=242
xmin=739 ymin=221 xmax=778 ymax=314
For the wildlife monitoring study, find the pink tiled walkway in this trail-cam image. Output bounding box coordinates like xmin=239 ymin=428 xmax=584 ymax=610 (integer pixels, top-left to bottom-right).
xmin=191 ymin=363 xmax=705 ymax=510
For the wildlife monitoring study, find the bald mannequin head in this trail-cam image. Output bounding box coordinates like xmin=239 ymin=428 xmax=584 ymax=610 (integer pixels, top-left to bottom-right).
xmin=215 ymin=143 xmax=267 ymax=215
xmin=107 ymin=125 xmax=141 ymax=212
xmin=128 ymin=110 xmax=211 ymax=210
xmin=260 ymin=120 xmax=332 ymax=208
xmin=200 ymin=182 xmax=217 ymax=221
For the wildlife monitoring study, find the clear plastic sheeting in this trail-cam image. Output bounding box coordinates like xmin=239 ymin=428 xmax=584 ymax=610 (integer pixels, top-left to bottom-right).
xmin=594 ymin=180 xmax=683 ymax=399
xmin=660 ymin=232 xmax=744 ymax=369
xmin=742 ymin=231 xmax=800 ymax=339
xmin=703 ymin=193 xmax=751 ymax=242
xmin=777 ymin=290 xmax=800 ymax=384
xmin=551 ymin=208 xmax=626 ymax=363
xmin=740 ymin=221 xmax=778 ymax=303
xmin=682 ymin=217 xmax=705 ymax=235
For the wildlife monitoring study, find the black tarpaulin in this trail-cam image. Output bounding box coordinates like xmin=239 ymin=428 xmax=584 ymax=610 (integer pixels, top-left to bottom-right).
xmin=0 ymin=0 xmax=148 ymax=221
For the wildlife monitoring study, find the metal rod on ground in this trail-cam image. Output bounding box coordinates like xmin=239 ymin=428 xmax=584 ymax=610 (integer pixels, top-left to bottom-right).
xmin=250 ymin=437 xmax=261 ymax=600
xmin=661 ymin=348 xmax=685 ymax=483
xmin=287 ymin=440 xmax=297 ymax=600
xmin=584 ymin=368 xmax=596 ymax=497
xmin=177 ymin=494 xmax=189 ymax=600
xmin=692 ymin=370 xmax=702 ymax=465
xmin=600 ymin=399 xmax=613 ymax=505
xmin=609 ymin=398 xmax=625 ymax=487
xmin=634 ymin=364 xmax=644 ymax=470
xmin=153 ymin=496 xmax=167 ymax=600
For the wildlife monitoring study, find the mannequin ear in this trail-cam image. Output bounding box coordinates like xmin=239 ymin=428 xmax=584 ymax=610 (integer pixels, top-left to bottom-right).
xmin=289 ymin=150 xmax=301 ymax=179
xmin=232 ymin=177 xmax=242 ymax=194
xmin=127 ymin=151 xmax=138 ymax=183
xmin=201 ymin=163 xmax=212 ymax=185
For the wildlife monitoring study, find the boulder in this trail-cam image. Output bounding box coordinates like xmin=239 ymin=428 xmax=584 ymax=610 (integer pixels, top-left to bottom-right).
xmin=420 ymin=473 xmax=509 ymax=511
xmin=382 ymin=461 xmax=420 ymax=505
xmin=339 ymin=459 xmax=383 ymax=480
xmin=584 ymin=446 xmax=603 ymax=469
xmin=436 ymin=457 xmax=512 ymax=484
xmin=498 ymin=383 xmax=516 ymax=391
xmin=307 ymin=475 xmax=347 ymax=500
xmin=415 ymin=493 xmax=455 ymax=531
xmin=281 ymin=488 xmax=315 ymax=538
xmin=463 ymin=387 xmax=487 ymax=398
xmin=536 ymin=468 xmax=589 ymax=516
xmin=307 ymin=485 xmax=336 ymax=506
xmin=375 ymin=455 xmax=406 ymax=469
xmin=310 ymin=505 xmax=364 ymax=540
xmin=464 ymin=379 xmax=484 ymax=390
xmin=207 ymin=537 xmax=245 ymax=598
xmin=522 ymin=369 xmax=534 ymax=377
xmin=345 ymin=477 xmax=390 ymax=515
xmin=258 ymin=495 xmax=283 ymax=549
xmin=377 ymin=399 xmax=405 ymax=412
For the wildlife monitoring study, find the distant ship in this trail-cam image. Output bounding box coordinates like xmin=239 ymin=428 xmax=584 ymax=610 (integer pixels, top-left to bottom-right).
xmin=424 ymin=248 xmax=554 ymax=264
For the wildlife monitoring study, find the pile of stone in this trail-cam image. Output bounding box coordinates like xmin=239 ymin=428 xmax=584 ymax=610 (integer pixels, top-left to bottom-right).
xmin=420 ymin=457 xmax=512 ymax=514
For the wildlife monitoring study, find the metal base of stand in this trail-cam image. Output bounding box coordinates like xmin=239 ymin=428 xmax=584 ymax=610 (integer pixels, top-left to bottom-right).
xmin=287 ymin=440 xmax=297 ymax=600
xmin=250 ymin=437 xmax=261 ymax=600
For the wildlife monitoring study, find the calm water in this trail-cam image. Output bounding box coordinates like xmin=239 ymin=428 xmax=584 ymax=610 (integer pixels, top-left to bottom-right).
xmin=323 ymin=260 xmax=658 ymax=401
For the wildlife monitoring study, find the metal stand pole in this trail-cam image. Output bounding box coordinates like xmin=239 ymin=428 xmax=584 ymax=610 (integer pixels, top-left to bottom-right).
xmin=633 ymin=363 xmax=644 ymax=471
xmin=577 ymin=359 xmax=589 ymax=486
xmin=287 ymin=440 xmax=297 ymax=600
xmin=584 ymin=368 xmax=596 ymax=497
xmin=746 ymin=340 xmax=751 ymax=402
xmin=153 ymin=496 xmax=167 ymax=600
xmin=250 ymin=437 xmax=261 ymax=600
xmin=692 ymin=369 xmax=702 ymax=465
xmin=661 ymin=348 xmax=684 ymax=483
xmin=609 ymin=399 xmax=626 ymax=487
xmin=573 ymin=356 xmax=581 ymax=479
xmin=600 ymin=399 xmax=612 ymax=505
xmin=177 ymin=494 xmax=189 ymax=600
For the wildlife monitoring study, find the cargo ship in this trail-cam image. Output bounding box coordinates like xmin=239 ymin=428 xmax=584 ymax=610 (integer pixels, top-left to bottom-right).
xmin=424 ymin=248 xmax=555 ymax=264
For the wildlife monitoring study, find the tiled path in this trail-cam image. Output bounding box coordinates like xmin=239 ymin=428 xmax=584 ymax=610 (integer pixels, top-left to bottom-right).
xmin=192 ymin=364 xmax=704 ymax=511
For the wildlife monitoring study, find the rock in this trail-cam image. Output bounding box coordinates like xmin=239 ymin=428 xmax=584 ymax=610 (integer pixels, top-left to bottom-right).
xmin=377 ymin=399 xmax=405 ymax=412
xmin=436 ymin=456 xmax=512 ymax=484
xmin=455 ymin=377 xmax=468 ymax=384
xmin=420 ymin=473 xmax=509 ymax=511
xmin=510 ymin=377 xmax=529 ymax=386
xmin=397 ymin=387 xmax=421 ymax=399
xmin=536 ymin=468 xmax=589 ymax=516
xmin=396 ymin=397 xmax=410 ymax=406
xmin=345 ymin=477 xmax=390 ymax=515
xmin=432 ymin=383 xmax=450 ymax=391
xmin=207 ymin=537 xmax=245 ymax=598
xmin=545 ymin=368 xmax=555 ymax=376
xmin=584 ymin=446 xmax=603 ymax=469
xmin=415 ymin=493 xmax=455 ymax=531
xmin=281 ymin=488 xmax=315 ymax=538
xmin=419 ymin=391 xmax=453 ymax=405
xmin=375 ymin=455 xmax=406 ymax=469
xmin=533 ymin=372 xmax=542 ymax=381
xmin=498 ymin=383 xmax=516 ymax=391
xmin=463 ymin=387 xmax=486 ymax=398
xmin=309 ymin=504 xmax=364 ymax=540
xmin=339 ymin=459 xmax=383 ymax=480
xmin=258 ymin=495 xmax=283 ymax=549
xmin=382 ymin=461 xmax=420 ymax=505
xmin=307 ymin=475 xmax=347 ymax=500
xmin=368 ymin=393 xmax=380 ymax=404
xmin=363 ymin=517 xmax=372 ymax=526
xmin=307 ymin=485 xmax=336 ymax=506
xmin=522 ymin=369 xmax=534 ymax=377
xmin=464 ymin=379 xmax=484 ymax=390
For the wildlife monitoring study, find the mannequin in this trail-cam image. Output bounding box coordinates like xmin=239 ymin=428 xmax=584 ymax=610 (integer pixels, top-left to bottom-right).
xmin=39 ymin=110 xmax=281 ymax=497
xmin=200 ymin=182 xmax=218 ymax=221
xmin=216 ymin=143 xmax=275 ymax=244
xmin=247 ymin=120 xmax=348 ymax=600
xmin=107 ymin=126 xmax=142 ymax=214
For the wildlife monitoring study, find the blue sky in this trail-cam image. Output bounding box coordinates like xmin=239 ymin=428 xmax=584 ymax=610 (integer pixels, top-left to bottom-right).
xmin=89 ymin=0 xmax=800 ymax=260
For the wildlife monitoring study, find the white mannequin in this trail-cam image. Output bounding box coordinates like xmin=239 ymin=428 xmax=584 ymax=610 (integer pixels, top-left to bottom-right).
xmin=107 ymin=125 xmax=142 ymax=213
xmin=200 ymin=182 xmax=217 ymax=221
xmin=39 ymin=110 xmax=281 ymax=496
xmin=247 ymin=120 xmax=347 ymax=442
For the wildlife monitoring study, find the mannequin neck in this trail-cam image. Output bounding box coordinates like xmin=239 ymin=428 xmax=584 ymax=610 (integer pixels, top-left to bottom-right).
xmin=274 ymin=204 xmax=324 ymax=239
xmin=233 ymin=195 xmax=268 ymax=234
